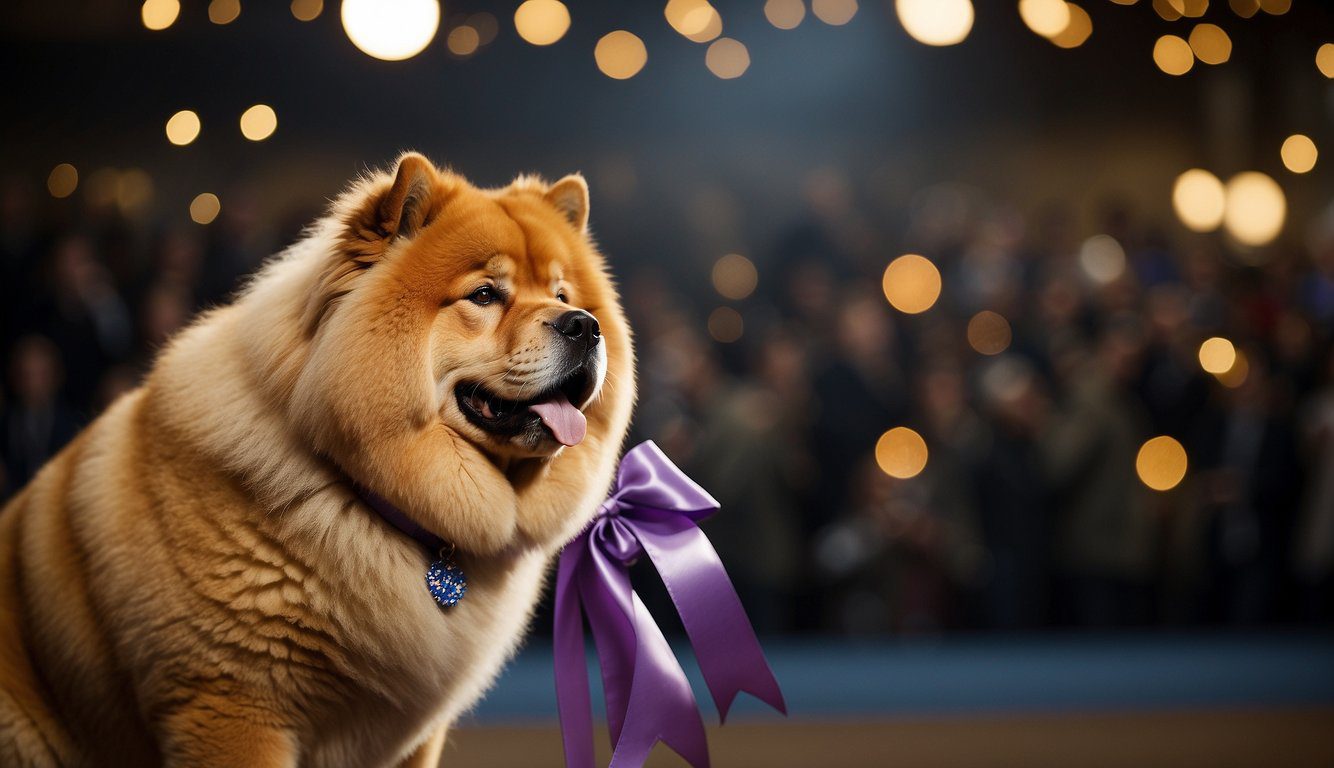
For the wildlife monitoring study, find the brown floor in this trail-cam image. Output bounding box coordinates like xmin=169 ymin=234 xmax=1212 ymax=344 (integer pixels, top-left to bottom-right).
xmin=444 ymin=709 xmax=1334 ymax=767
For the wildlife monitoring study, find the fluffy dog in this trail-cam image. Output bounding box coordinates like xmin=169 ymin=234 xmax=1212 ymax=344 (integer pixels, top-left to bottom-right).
xmin=0 ymin=153 xmax=635 ymax=767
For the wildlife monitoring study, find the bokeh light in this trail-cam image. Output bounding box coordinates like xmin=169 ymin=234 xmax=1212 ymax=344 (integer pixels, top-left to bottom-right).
xmin=470 ymin=12 xmax=499 ymax=44
xmin=141 ymin=0 xmax=180 ymax=31
xmin=705 ymin=38 xmax=750 ymax=79
xmin=1258 ymin=0 xmax=1290 ymax=14
xmin=190 ymin=193 xmax=221 ymax=225
xmin=595 ymin=31 xmax=647 ymax=80
xmin=812 ymin=0 xmax=858 ymax=26
xmin=1188 ymin=23 xmax=1231 ymax=65
xmin=894 ymin=0 xmax=973 ymax=47
xmin=1182 ymin=0 xmax=1208 ymax=16
xmin=1172 ymin=169 xmax=1225 ymax=232
xmin=1019 ymin=0 xmax=1070 ymax=38
xmin=875 ymin=427 xmax=929 ymax=479
xmin=707 ymin=306 xmax=744 ymax=343
xmin=1136 ymin=436 xmax=1188 ymax=491
xmin=47 ymin=164 xmax=78 ymax=199
xmin=239 ymin=104 xmax=278 ymax=141
xmin=882 ymin=254 xmax=941 ymax=314
xmin=291 ymin=0 xmax=323 ymax=21
xmin=1049 ymin=4 xmax=1093 ymax=49
xmin=1216 ymin=349 xmax=1249 ymax=388
xmin=765 ymin=0 xmax=805 ymax=30
xmin=1229 ymin=0 xmax=1259 ymax=17
xmin=1078 ymin=234 xmax=1126 ymax=285
xmin=1197 ymin=336 xmax=1236 ymax=374
xmin=1223 ymin=172 xmax=1286 ymax=246
xmin=447 ymin=25 xmax=480 ymax=57
xmin=116 ymin=169 xmax=154 ymax=215
xmin=967 ymin=311 xmax=1012 ymax=355
xmin=1153 ymin=0 xmax=1183 ymax=21
xmin=712 ymin=253 xmax=759 ymax=300
xmin=1319 ymin=44 xmax=1334 ymax=78
xmin=209 ymin=0 xmax=241 ymax=25
xmin=665 ymin=0 xmax=719 ymax=40
xmin=514 ymin=0 xmax=570 ymax=46
xmin=341 ymin=0 xmax=440 ymax=61
xmin=1280 ymin=134 xmax=1318 ymax=174
xmin=165 ymin=110 xmax=201 ymax=146
xmin=1154 ymin=35 xmax=1194 ymax=76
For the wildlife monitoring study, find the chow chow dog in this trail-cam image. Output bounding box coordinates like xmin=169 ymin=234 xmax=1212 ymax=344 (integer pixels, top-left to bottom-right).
xmin=0 ymin=153 xmax=635 ymax=767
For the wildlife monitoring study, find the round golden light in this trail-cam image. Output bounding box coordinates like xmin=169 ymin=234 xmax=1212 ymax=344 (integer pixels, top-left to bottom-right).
xmin=116 ymin=169 xmax=154 ymax=214
xmin=1280 ymin=134 xmax=1318 ymax=174
xmin=967 ymin=311 xmax=1012 ymax=356
xmin=209 ymin=0 xmax=241 ymax=25
xmin=291 ymin=0 xmax=323 ymax=21
xmin=1181 ymin=0 xmax=1207 ymax=16
xmin=876 ymin=427 xmax=929 ymax=479
xmin=1172 ymin=169 xmax=1225 ymax=232
xmin=594 ymin=31 xmax=647 ymax=80
xmin=882 ymin=254 xmax=941 ymax=314
xmin=341 ymin=0 xmax=440 ymax=61
xmin=47 ymin=164 xmax=78 ymax=199
xmin=1078 ymin=234 xmax=1126 ymax=284
xmin=1198 ymin=337 xmax=1236 ymax=374
xmin=1229 ymin=0 xmax=1259 ymax=17
xmin=1319 ymin=44 xmax=1334 ymax=78
xmin=190 ymin=193 xmax=221 ymax=225
xmin=239 ymin=104 xmax=278 ymax=141
xmin=165 ymin=110 xmax=201 ymax=146
xmin=711 ymin=254 xmax=758 ymax=300
xmin=1216 ymin=349 xmax=1249 ymax=388
xmin=812 ymin=0 xmax=858 ymax=25
xmin=1153 ymin=0 xmax=1183 ymax=20
xmin=707 ymin=306 xmax=744 ymax=343
xmin=1049 ymin=3 xmax=1092 ymax=49
xmin=447 ymin=25 xmax=480 ymax=56
xmin=705 ymin=38 xmax=750 ymax=79
xmin=683 ymin=7 xmax=723 ymax=43
xmin=1223 ymin=171 xmax=1286 ymax=247
xmin=141 ymin=0 xmax=180 ymax=30
xmin=513 ymin=0 xmax=570 ymax=46
xmin=665 ymin=0 xmax=713 ymax=36
xmin=1188 ymin=24 xmax=1230 ymax=65
xmin=1019 ymin=0 xmax=1070 ymax=38
xmin=1153 ymin=35 xmax=1194 ymax=76
xmin=894 ymin=0 xmax=973 ymax=46
xmin=1258 ymin=0 xmax=1290 ymax=14
xmin=765 ymin=0 xmax=805 ymax=29
xmin=470 ymin=12 xmax=499 ymax=44
xmin=1136 ymin=436 xmax=1188 ymax=491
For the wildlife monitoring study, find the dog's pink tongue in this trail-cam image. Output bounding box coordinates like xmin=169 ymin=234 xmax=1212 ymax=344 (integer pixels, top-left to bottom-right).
xmin=529 ymin=393 xmax=586 ymax=446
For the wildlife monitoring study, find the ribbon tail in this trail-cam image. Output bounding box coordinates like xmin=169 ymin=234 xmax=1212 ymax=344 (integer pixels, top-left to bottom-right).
xmin=635 ymin=516 xmax=788 ymax=722
xmin=580 ymin=546 xmax=639 ymax=746
xmin=554 ymin=541 xmax=596 ymax=768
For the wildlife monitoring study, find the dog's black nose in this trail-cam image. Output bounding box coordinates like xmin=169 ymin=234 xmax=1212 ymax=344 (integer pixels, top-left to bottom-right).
xmin=553 ymin=310 xmax=600 ymax=347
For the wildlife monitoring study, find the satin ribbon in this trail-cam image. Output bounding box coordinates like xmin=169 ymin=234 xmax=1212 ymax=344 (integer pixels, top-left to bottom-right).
xmin=554 ymin=441 xmax=787 ymax=768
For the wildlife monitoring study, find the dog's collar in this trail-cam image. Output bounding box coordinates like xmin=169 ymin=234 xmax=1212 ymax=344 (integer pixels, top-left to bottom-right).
xmin=351 ymin=483 xmax=468 ymax=608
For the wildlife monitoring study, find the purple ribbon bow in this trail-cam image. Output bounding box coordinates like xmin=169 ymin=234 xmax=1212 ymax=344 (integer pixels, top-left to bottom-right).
xmin=554 ymin=441 xmax=787 ymax=768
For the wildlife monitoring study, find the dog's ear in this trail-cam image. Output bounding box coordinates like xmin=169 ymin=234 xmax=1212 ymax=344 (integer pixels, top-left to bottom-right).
xmin=545 ymin=174 xmax=589 ymax=233
xmin=378 ymin=152 xmax=436 ymax=241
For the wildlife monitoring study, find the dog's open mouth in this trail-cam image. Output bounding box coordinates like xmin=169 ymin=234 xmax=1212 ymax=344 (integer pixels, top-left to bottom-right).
xmin=456 ymin=367 xmax=594 ymax=447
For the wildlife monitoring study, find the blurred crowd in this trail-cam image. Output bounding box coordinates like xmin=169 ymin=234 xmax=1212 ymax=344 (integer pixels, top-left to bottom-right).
xmin=3 ymin=169 xmax=1334 ymax=637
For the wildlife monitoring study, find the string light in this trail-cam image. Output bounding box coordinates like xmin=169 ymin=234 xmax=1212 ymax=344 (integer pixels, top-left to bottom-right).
xmin=341 ymin=0 xmax=440 ymax=61
xmin=1188 ymin=24 xmax=1231 ymax=65
xmin=239 ymin=104 xmax=277 ymax=141
xmin=1018 ymin=0 xmax=1069 ymax=38
xmin=707 ymin=307 xmax=744 ymax=343
xmin=190 ymin=193 xmax=221 ymax=225
xmin=705 ymin=38 xmax=749 ymax=79
xmin=812 ymin=0 xmax=858 ymax=26
xmin=208 ymin=0 xmax=241 ymax=25
xmin=894 ymin=0 xmax=973 ymax=47
xmin=1198 ymin=337 xmax=1236 ymax=374
xmin=47 ymin=164 xmax=78 ymax=199
xmin=967 ymin=311 xmax=1012 ymax=355
xmin=876 ymin=427 xmax=929 ymax=479
xmin=881 ymin=254 xmax=941 ymax=314
xmin=711 ymin=254 xmax=758 ymax=300
xmin=165 ymin=110 xmax=201 ymax=146
xmin=1223 ymin=172 xmax=1285 ymax=247
xmin=595 ymin=31 xmax=647 ymax=80
xmin=141 ymin=0 xmax=180 ymax=31
xmin=1153 ymin=35 xmax=1194 ymax=76
xmin=291 ymin=0 xmax=322 ymax=21
xmin=764 ymin=0 xmax=805 ymax=30
xmin=1136 ymin=436 xmax=1187 ymax=491
xmin=1172 ymin=169 xmax=1225 ymax=231
xmin=1280 ymin=135 xmax=1318 ymax=174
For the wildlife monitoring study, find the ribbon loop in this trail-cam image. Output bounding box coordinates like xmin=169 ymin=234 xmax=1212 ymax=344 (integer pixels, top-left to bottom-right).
xmin=554 ymin=441 xmax=786 ymax=768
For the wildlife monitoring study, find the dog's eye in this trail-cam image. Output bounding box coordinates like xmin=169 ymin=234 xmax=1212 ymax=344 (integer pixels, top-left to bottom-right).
xmin=469 ymin=286 xmax=498 ymax=306
xmin=556 ymin=290 xmax=569 ymax=303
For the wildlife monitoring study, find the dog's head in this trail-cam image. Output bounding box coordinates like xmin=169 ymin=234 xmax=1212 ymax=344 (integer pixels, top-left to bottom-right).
xmin=295 ymin=153 xmax=630 ymax=464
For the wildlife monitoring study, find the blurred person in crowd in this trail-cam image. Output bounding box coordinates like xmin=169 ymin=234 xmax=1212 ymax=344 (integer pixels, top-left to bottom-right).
xmin=2 ymin=335 xmax=78 ymax=492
